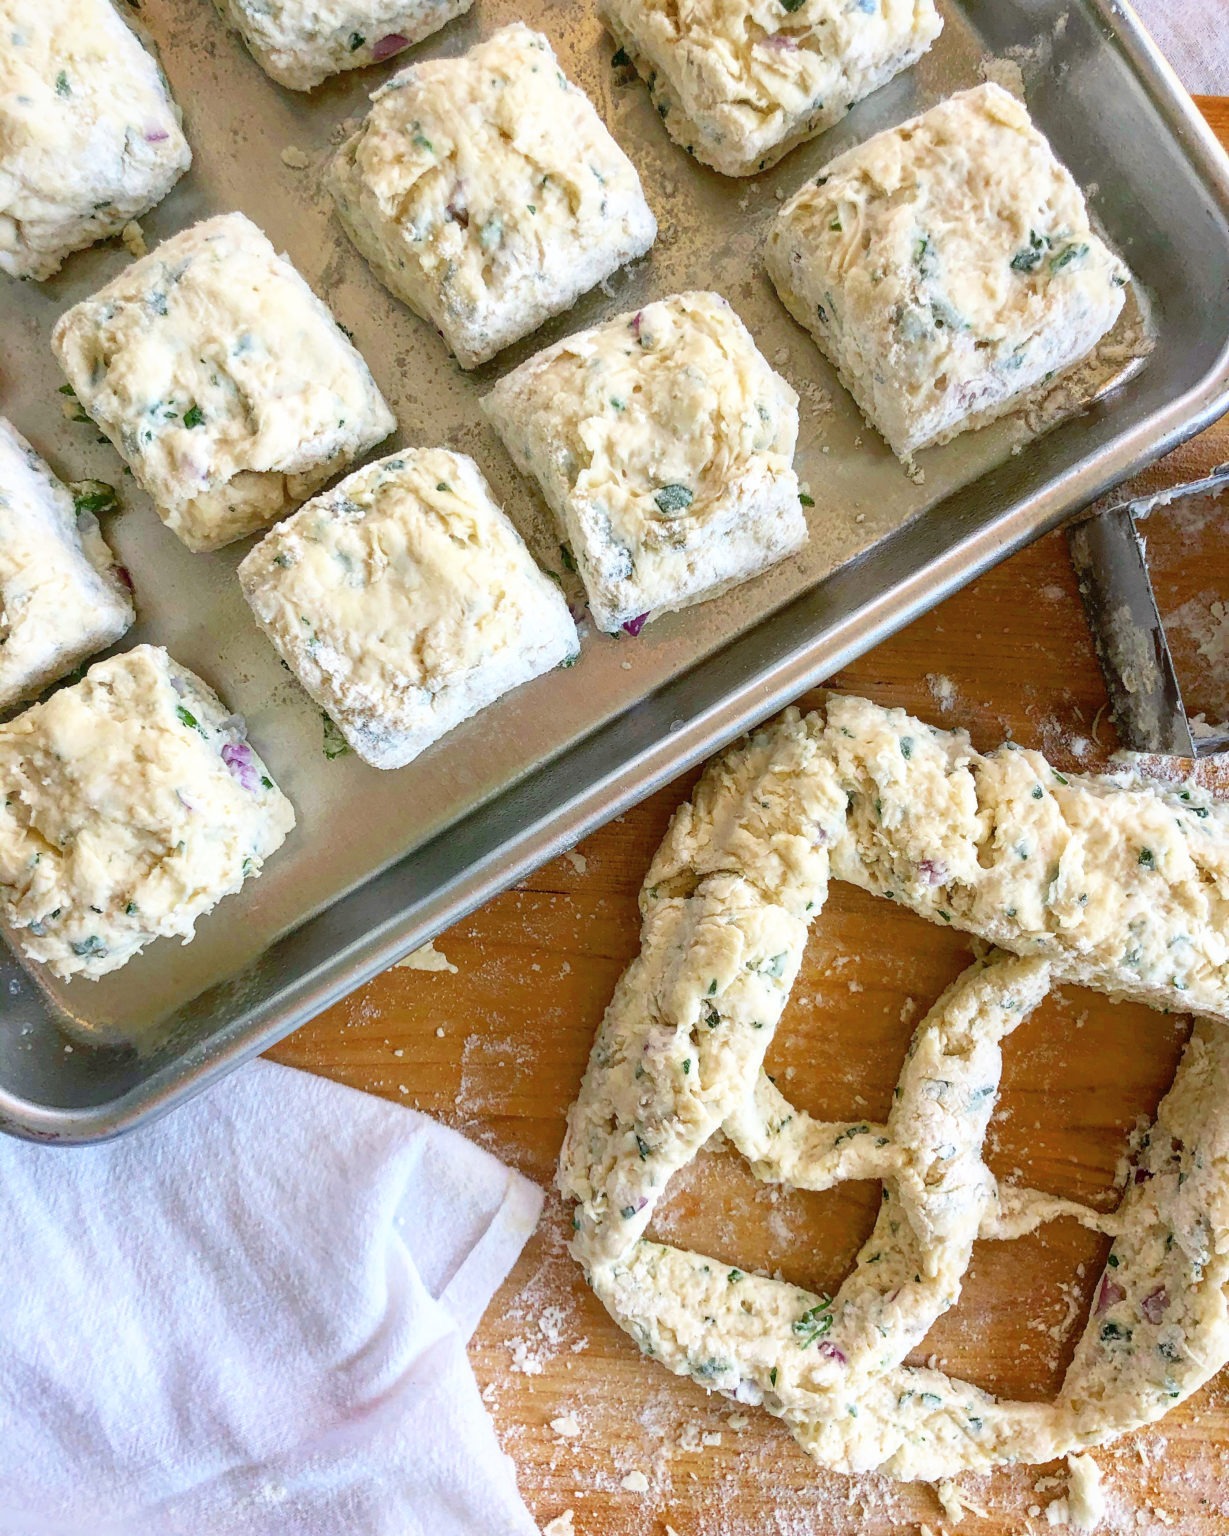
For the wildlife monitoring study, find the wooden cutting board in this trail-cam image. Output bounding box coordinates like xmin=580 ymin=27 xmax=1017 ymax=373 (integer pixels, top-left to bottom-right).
xmin=269 ymin=98 xmax=1229 ymax=1536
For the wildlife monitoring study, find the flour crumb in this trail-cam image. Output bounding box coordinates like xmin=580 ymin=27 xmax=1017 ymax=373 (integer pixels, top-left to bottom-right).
xmin=280 ymin=145 xmax=311 ymax=169
xmin=620 ymin=1470 xmax=649 ymax=1493
xmin=120 ymin=220 xmax=146 ymax=258
xmin=1045 ymin=1453 xmax=1105 ymax=1531
xmin=550 ymin=1413 xmax=581 ymax=1439
xmin=394 ymin=939 xmax=457 ymax=973
xmin=936 ymin=1478 xmax=988 ymax=1523
xmin=980 ymin=55 xmax=1026 ymax=98
xmin=926 ymin=673 xmax=958 ymax=712
xmin=542 ymin=1513 xmax=574 ymax=1536
xmin=564 ymin=849 xmax=588 ymax=875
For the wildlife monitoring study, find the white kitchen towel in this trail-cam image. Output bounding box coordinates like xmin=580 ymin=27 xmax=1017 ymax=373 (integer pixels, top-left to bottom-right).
xmin=0 ymin=1060 xmax=543 ymax=1536
xmin=1132 ymin=0 xmax=1229 ymax=94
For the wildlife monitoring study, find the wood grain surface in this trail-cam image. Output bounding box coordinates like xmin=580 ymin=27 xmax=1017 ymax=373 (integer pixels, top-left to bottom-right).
xmin=268 ymin=98 xmax=1229 ymax=1536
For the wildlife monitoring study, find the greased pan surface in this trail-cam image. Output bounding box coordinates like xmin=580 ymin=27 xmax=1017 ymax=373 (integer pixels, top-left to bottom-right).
xmin=1 ymin=0 xmax=1227 ymax=1139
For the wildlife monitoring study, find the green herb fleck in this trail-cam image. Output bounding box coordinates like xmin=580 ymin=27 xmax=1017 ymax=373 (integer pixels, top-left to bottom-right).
xmin=322 ymin=714 xmax=349 ymax=760
xmin=182 ymin=403 xmax=205 ymax=429
xmin=1051 ymin=242 xmax=1090 ymax=272
xmin=71 ymin=480 xmax=118 ymax=515
xmin=176 ymin=705 xmax=204 ymax=735
xmin=793 ymin=1298 xmax=833 ymax=1346
xmin=1139 ymin=847 xmax=1155 ymax=869
xmin=1010 ymin=231 xmax=1049 ymax=273
xmin=799 ymin=492 xmax=815 ymax=507
xmin=54 ymin=69 xmax=70 ymax=96
xmin=348 ymin=30 xmax=365 ymax=49
xmin=654 ymin=483 xmax=693 ymax=517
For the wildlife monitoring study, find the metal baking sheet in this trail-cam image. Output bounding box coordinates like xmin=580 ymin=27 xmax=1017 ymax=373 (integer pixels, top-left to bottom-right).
xmin=2 ymin=0 xmax=1228 ymax=1140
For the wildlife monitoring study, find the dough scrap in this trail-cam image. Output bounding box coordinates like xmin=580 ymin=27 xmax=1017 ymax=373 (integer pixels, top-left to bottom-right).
xmin=560 ymin=696 xmax=1229 ymax=1480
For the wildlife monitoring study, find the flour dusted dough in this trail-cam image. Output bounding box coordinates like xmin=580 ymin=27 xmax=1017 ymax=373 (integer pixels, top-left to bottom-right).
xmin=822 ymin=692 xmax=1229 ymax=1024
xmin=601 ymin=0 xmax=942 ymax=177
xmin=0 ymin=0 xmax=190 ymax=279
xmin=0 ymin=419 xmax=133 ymax=713
xmin=52 ymin=213 xmax=395 ymax=552
xmin=483 ymin=291 xmax=805 ymax=633
xmin=766 ymin=84 xmax=1130 ymax=459
xmin=214 ymin=0 xmax=472 ymax=92
xmin=0 ymin=645 xmax=294 ymax=980
xmin=238 ymin=448 xmax=577 ymax=769
xmin=560 ymin=696 xmax=1229 ymax=1480
xmin=329 ymin=24 xmax=656 ymax=369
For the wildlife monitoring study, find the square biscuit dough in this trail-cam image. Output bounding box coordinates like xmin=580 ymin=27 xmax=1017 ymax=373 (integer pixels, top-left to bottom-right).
xmin=0 ymin=645 xmax=295 ymax=981
xmin=0 ymin=419 xmax=134 ymax=714
xmin=237 ymin=448 xmax=579 ymax=769
xmin=213 ymin=0 xmax=474 ymax=93
xmin=328 ymin=23 xmax=657 ymax=370
xmin=0 ymin=0 xmax=191 ymax=279
xmin=600 ymin=0 xmax=943 ymax=178
xmin=482 ymin=291 xmax=806 ymax=634
xmin=52 ymin=212 xmax=396 ymax=553
xmin=765 ymin=83 xmax=1132 ymax=461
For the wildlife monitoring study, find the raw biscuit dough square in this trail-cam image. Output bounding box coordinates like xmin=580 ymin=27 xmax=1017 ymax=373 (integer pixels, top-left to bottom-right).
xmin=482 ymin=290 xmax=805 ymax=634
xmin=328 ymin=23 xmax=657 ymax=369
xmin=0 ymin=419 xmax=134 ymax=713
xmin=765 ymin=83 xmax=1131 ymax=460
xmin=237 ymin=448 xmax=579 ymax=769
xmin=0 ymin=0 xmax=191 ymax=279
xmin=0 ymin=645 xmax=295 ymax=981
xmin=213 ymin=0 xmax=474 ymax=92
xmin=600 ymin=0 xmax=943 ymax=178
xmin=51 ymin=212 xmax=396 ymax=552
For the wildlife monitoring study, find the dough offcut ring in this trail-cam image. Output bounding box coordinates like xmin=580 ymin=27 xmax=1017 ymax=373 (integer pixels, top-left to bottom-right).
xmin=559 ymin=698 xmax=1229 ymax=1478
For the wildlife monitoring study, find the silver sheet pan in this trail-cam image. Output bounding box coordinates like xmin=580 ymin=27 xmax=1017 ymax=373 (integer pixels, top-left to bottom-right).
xmin=1 ymin=0 xmax=1227 ymax=1139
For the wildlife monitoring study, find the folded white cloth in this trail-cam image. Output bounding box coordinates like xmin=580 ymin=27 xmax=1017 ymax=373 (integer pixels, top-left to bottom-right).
xmin=1132 ymin=0 xmax=1229 ymax=94
xmin=0 ymin=1061 xmax=543 ymax=1536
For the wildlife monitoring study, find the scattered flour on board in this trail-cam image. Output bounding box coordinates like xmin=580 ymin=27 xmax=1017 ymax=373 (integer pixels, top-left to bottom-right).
xmin=1044 ymin=1454 xmax=1106 ymax=1531
xmin=925 ymin=674 xmax=958 ymax=712
xmin=393 ymin=939 xmax=457 ymax=973
xmin=620 ymin=1470 xmax=650 ymax=1493
xmin=541 ymin=1512 xmax=574 ymax=1536
xmin=280 ymin=145 xmax=311 ymax=169
xmin=564 ymin=849 xmax=588 ymax=875
xmin=936 ymin=1478 xmax=988 ymax=1523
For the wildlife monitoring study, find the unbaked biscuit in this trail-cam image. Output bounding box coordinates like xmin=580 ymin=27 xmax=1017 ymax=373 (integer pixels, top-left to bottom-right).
xmin=483 ymin=291 xmax=805 ymax=634
xmin=766 ymin=84 xmax=1130 ymax=459
xmin=0 ymin=0 xmax=191 ymax=279
xmin=0 ymin=419 xmax=133 ymax=713
xmin=600 ymin=0 xmax=942 ymax=177
xmin=238 ymin=448 xmax=578 ymax=768
xmin=52 ymin=213 xmax=395 ymax=552
xmin=213 ymin=0 xmax=473 ymax=92
xmin=0 ymin=645 xmax=294 ymax=980
xmin=329 ymin=23 xmax=657 ymax=369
